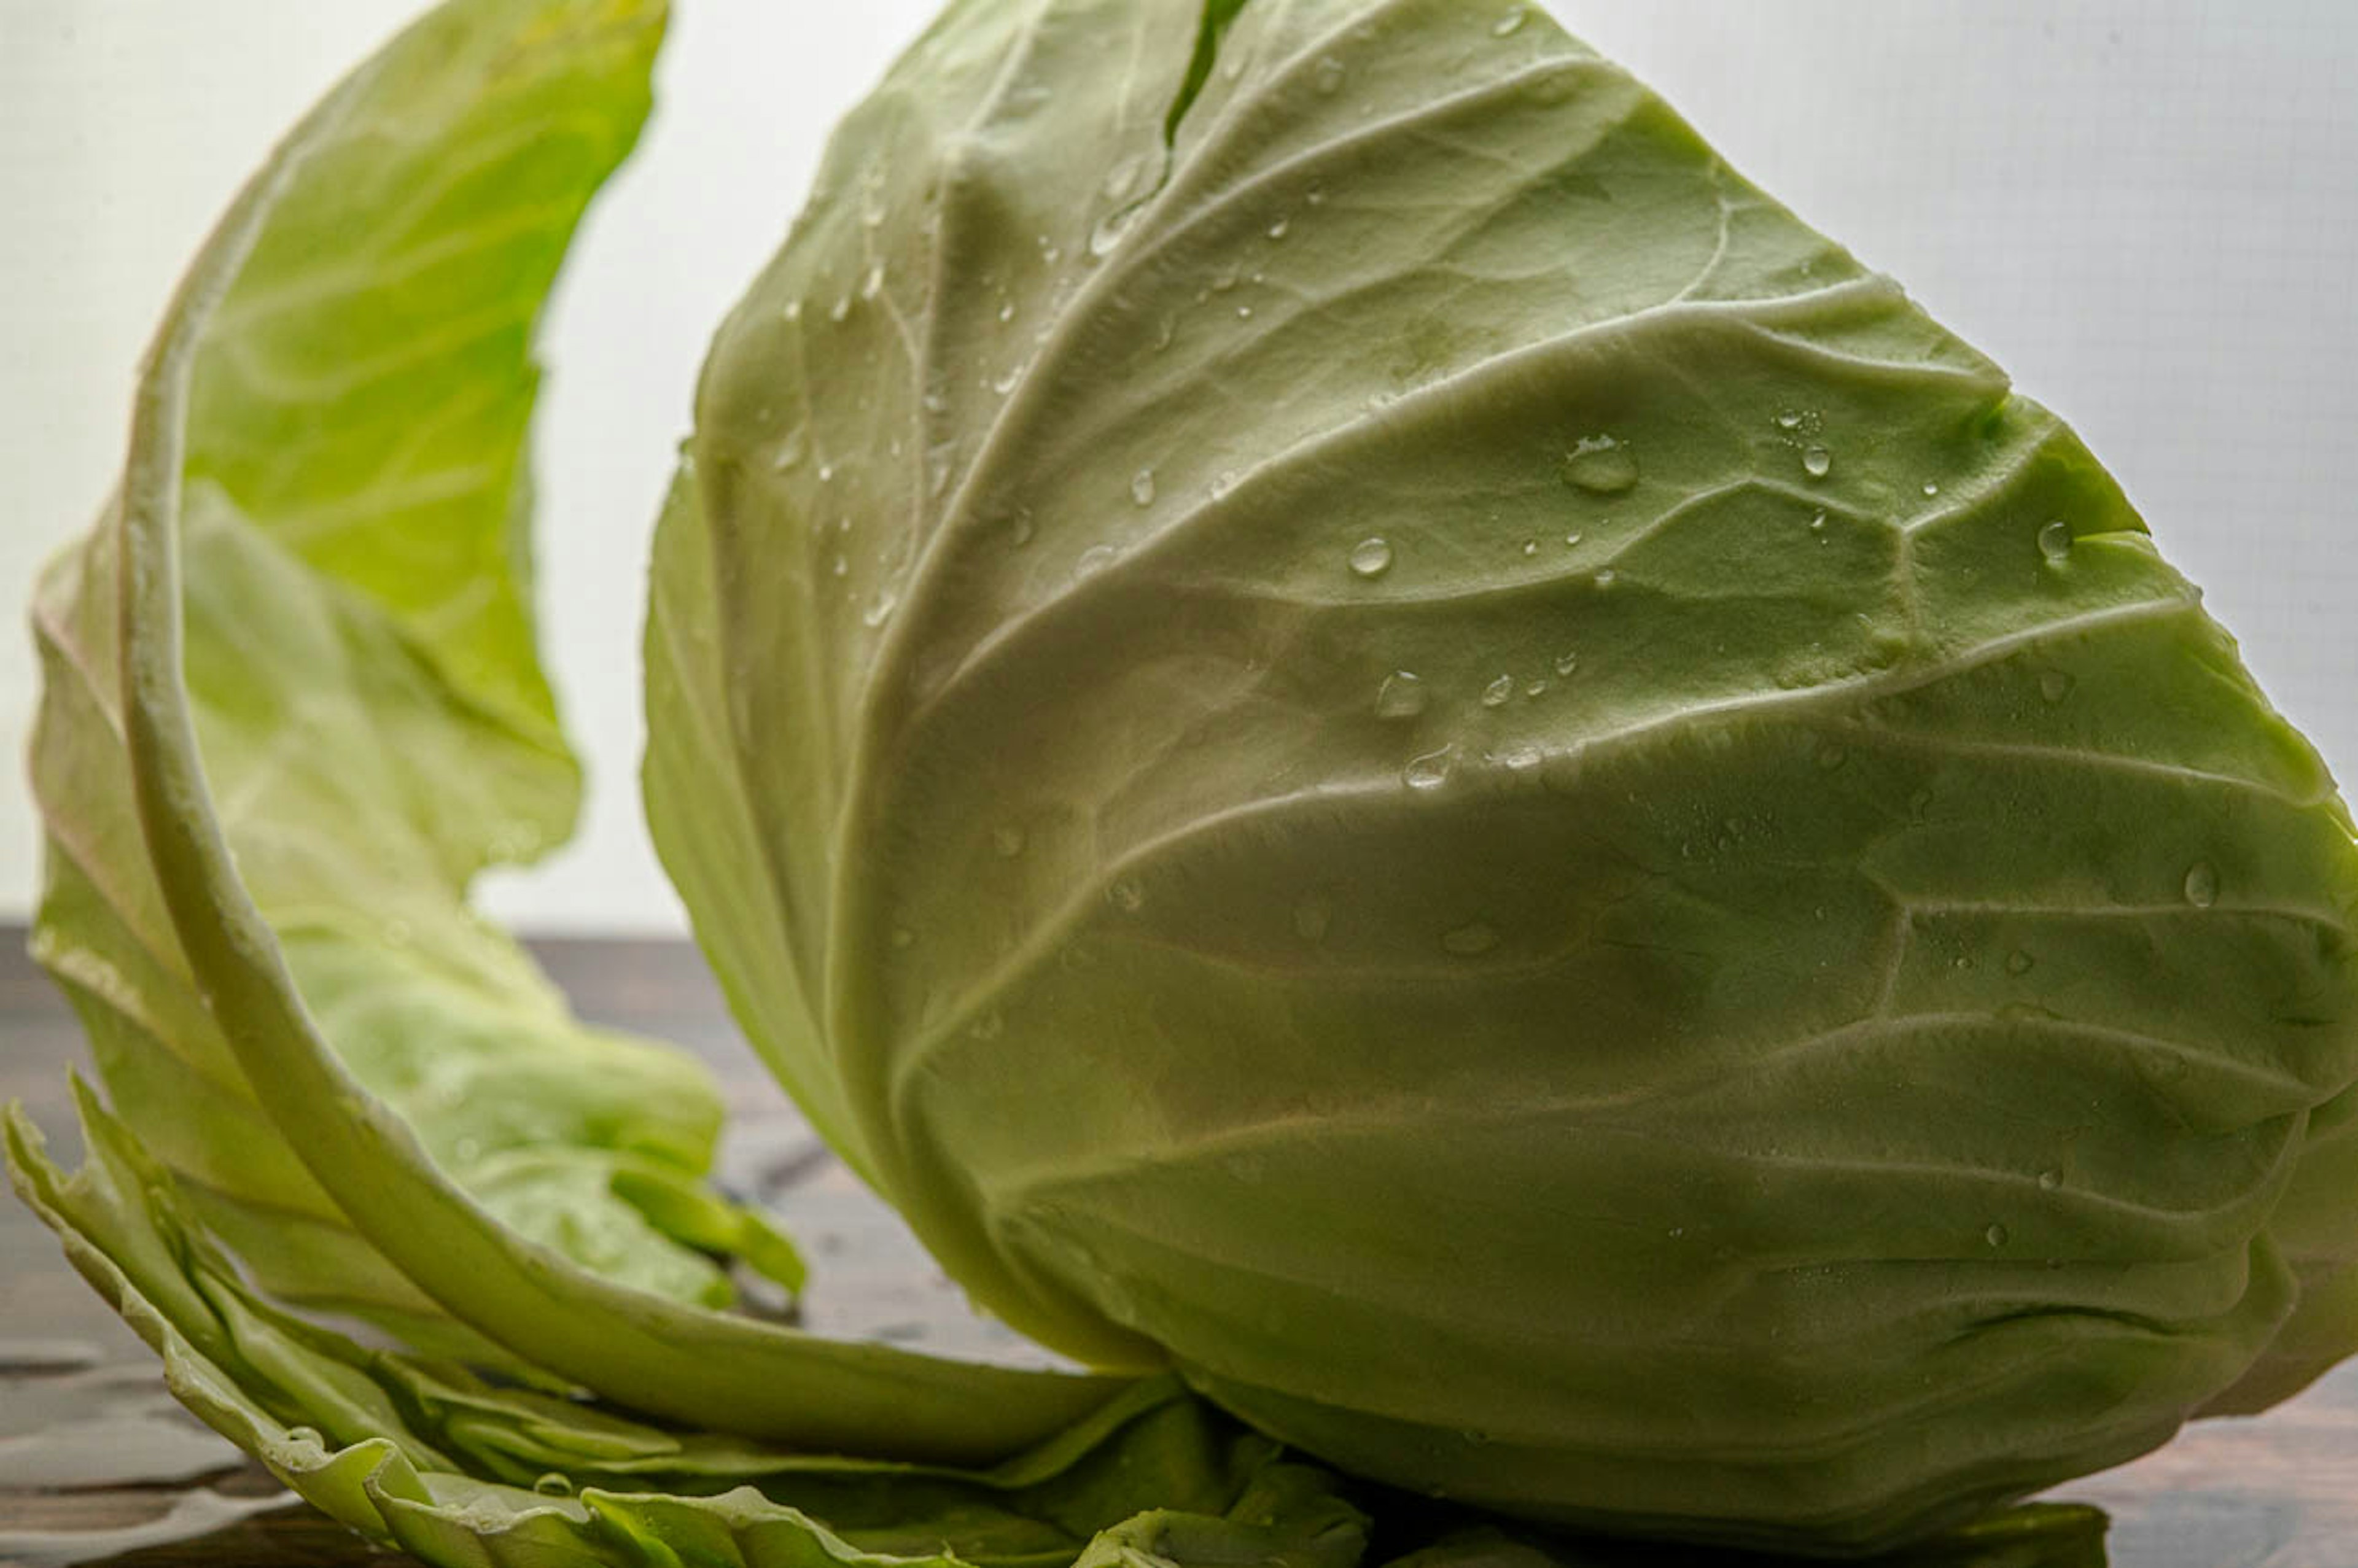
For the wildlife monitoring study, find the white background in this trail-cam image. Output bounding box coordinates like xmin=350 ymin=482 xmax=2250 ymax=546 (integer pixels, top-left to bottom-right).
xmin=3 ymin=1 xmax=2353 ymax=934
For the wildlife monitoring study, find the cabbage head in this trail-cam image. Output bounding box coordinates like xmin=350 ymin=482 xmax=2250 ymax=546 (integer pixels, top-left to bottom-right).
xmin=12 ymin=0 xmax=2357 ymax=1564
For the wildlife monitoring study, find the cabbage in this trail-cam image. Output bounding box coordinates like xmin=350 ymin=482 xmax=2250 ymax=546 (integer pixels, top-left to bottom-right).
xmin=10 ymin=0 xmax=2354 ymax=1562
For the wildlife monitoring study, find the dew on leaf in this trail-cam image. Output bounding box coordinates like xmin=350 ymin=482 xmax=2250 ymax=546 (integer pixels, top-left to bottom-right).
xmin=1562 ymin=433 xmax=1640 ymax=495
xmin=1404 ymin=745 xmax=1454 ymax=790
xmin=1348 ymin=537 xmax=1395 ymax=578
xmin=1376 ymin=670 xmax=1428 ymax=720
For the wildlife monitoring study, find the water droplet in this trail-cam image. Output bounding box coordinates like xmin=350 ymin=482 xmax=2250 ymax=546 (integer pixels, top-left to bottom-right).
xmin=1985 ymin=1224 xmax=2009 ymax=1249
xmin=2183 ymin=861 xmax=2219 ymax=908
xmin=1802 ymin=444 xmax=1832 ymax=479
xmin=817 ymin=461 xmax=836 ymax=483
xmin=1293 ymin=896 xmax=1333 ymax=942
xmin=1102 ymin=151 xmax=1153 ymax=204
xmin=2038 ymin=520 xmax=2072 ymax=561
xmin=1563 ymin=531 xmax=1583 ymax=546
xmin=1313 ymin=55 xmax=1347 ymax=94
xmin=830 ymin=553 xmax=849 ymax=578
xmin=1210 ymin=264 xmax=1240 ymax=293
xmin=1922 ymin=481 xmax=1940 ymax=497
xmin=1481 ymin=674 xmax=1515 ymax=707
xmin=2040 ymin=669 xmax=2074 ymax=703
xmin=1521 ymin=538 xmax=1539 ymax=557
xmin=1523 ymin=676 xmax=1550 ymax=698
xmin=1088 ymin=209 xmax=1135 ymax=258
xmin=771 ymin=432 xmax=806 ymax=473
xmin=1074 ymin=543 xmax=1119 ymax=580
xmin=1109 ymin=877 xmax=1145 ymax=913
xmin=828 ymin=295 xmax=853 ymax=323
xmin=992 ymin=825 xmax=1025 ymax=858
xmin=862 ymin=588 xmax=900 ymax=627
xmin=860 ymin=263 xmax=885 ymax=301
xmin=1130 ymin=468 xmax=1156 ymax=506
xmin=1209 ymin=470 xmax=1239 ymax=498
xmin=1404 ymin=746 xmax=1454 ymax=790
xmin=1347 ymin=537 xmax=1394 ymax=578
xmin=890 ymin=926 xmax=916 ymax=950
xmin=1562 ymin=433 xmax=1640 ymax=494
xmin=997 ymin=298 xmax=1016 ymax=324
xmin=969 ymin=1012 xmax=1005 ymax=1041
xmin=1442 ymin=921 xmax=1499 ymax=955
xmin=1808 ymin=511 xmax=1827 ymax=534
xmin=780 ymin=299 xmax=803 ymax=323
xmin=1305 ymin=186 xmax=1326 ymax=206
xmin=1266 ymin=217 xmax=1290 ymax=241
xmin=1376 ymin=670 xmax=1428 ymax=720
xmin=1490 ymin=6 xmax=1527 ymax=35
xmin=1235 ymin=304 xmax=1254 ymax=319
xmin=2006 ymin=949 xmax=2035 ymax=976
xmin=1775 ymin=409 xmax=1807 ymax=430
xmin=1951 ymin=954 xmax=1975 ymax=971
xmin=535 ymin=1472 xmax=575 ymax=1498
xmin=991 ymin=366 xmax=1023 ymax=395
xmin=1501 ymin=743 xmax=1543 ymax=770
xmin=1592 ymin=568 xmax=1617 ymax=589
xmin=1040 ymin=242 xmax=1064 ymax=265
xmin=1554 ymin=650 xmax=1579 ymax=677
xmin=1009 ymin=511 xmax=1036 ymax=546
xmin=2038 ymin=1167 xmax=2064 ymax=1192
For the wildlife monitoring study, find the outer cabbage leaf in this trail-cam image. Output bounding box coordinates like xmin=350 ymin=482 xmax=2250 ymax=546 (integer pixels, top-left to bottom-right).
xmin=6 ymin=1084 xmax=2106 ymax=1568
xmin=5 ymin=1090 xmax=1369 ymax=1568
xmin=20 ymin=0 xmax=791 ymax=1363
xmin=14 ymin=0 xmax=1121 ymax=1467
xmin=674 ymin=0 xmax=2358 ymax=1553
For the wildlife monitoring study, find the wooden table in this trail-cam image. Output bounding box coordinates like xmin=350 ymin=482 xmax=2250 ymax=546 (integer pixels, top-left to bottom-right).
xmin=2 ymin=931 xmax=2352 ymax=1567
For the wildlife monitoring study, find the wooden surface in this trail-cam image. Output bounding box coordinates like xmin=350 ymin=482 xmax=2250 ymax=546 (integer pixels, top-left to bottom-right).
xmin=1 ymin=929 xmax=2353 ymax=1567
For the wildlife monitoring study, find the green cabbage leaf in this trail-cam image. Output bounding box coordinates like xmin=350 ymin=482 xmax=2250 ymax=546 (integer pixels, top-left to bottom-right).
xmin=9 ymin=0 xmax=2353 ymax=1564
